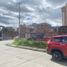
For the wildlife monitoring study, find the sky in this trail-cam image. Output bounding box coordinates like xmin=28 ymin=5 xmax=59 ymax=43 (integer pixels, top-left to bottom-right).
xmin=0 ymin=0 xmax=67 ymax=27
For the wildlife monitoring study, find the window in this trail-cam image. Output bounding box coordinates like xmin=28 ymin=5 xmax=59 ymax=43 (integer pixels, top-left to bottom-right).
xmin=62 ymin=36 xmax=67 ymax=43
xmin=52 ymin=37 xmax=63 ymax=42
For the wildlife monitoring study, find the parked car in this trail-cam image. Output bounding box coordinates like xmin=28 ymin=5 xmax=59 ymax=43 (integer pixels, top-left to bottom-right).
xmin=47 ymin=35 xmax=67 ymax=61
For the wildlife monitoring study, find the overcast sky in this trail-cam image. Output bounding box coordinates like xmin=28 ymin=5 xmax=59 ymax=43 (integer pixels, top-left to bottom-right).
xmin=0 ymin=0 xmax=67 ymax=27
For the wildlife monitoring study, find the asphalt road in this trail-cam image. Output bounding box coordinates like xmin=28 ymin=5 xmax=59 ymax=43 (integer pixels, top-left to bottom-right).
xmin=0 ymin=40 xmax=67 ymax=67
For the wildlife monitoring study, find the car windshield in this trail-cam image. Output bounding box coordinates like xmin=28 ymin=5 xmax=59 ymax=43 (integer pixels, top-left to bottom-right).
xmin=52 ymin=36 xmax=67 ymax=43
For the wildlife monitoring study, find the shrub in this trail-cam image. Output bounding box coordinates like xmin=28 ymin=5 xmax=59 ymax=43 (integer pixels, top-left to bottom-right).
xmin=13 ymin=38 xmax=47 ymax=48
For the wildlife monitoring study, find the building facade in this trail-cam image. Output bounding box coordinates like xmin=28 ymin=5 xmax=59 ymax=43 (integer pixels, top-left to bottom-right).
xmin=62 ymin=4 xmax=67 ymax=26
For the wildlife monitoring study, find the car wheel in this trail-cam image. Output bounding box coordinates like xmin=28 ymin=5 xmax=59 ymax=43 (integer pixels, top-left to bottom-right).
xmin=52 ymin=51 xmax=63 ymax=61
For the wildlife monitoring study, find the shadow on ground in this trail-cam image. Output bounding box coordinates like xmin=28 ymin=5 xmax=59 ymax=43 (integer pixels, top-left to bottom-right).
xmin=51 ymin=59 xmax=67 ymax=66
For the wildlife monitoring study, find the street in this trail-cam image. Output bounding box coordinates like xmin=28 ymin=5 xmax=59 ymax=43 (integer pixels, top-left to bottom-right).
xmin=0 ymin=40 xmax=66 ymax=67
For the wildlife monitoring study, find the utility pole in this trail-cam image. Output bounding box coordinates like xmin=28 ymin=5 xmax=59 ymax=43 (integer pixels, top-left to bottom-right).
xmin=2 ymin=27 xmax=3 ymax=40
xmin=56 ymin=23 xmax=59 ymax=35
xmin=57 ymin=26 xmax=58 ymax=35
xmin=18 ymin=2 xmax=21 ymax=38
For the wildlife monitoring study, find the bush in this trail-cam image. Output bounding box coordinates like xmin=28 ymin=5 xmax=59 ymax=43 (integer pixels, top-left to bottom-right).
xmin=13 ymin=38 xmax=47 ymax=48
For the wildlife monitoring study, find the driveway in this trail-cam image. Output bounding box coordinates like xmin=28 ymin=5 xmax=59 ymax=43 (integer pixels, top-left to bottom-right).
xmin=0 ymin=40 xmax=67 ymax=67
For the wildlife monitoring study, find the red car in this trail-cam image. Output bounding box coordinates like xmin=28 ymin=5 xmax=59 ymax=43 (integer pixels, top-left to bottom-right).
xmin=47 ymin=35 xmax=67 ymax=61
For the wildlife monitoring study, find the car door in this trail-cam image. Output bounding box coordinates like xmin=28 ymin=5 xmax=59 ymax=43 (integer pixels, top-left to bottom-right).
xmin=50 ymin=37 xmax=62 ymax=49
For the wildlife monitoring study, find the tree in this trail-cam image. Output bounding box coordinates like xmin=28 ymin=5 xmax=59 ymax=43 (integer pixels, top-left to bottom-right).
xmin=2 ymin=27 xmax=16 ymax=38
xmin=34 ymin=23 xmax=51 ymax=32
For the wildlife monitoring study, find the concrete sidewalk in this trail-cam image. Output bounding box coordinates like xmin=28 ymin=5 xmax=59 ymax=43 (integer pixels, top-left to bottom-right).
xmin=0 ymin=40 xmax=66 ymax=67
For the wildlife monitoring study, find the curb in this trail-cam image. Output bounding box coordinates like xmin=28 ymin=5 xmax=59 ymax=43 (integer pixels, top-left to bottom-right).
xmin=6 ymin=44 xmax=46 ymax=52
xmin=18 ymin=46 xmax=46 ymax=52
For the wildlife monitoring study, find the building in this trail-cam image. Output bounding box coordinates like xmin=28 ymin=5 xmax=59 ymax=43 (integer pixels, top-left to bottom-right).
xmin=18 ymin=23 xmax=54 ymax=39
xmin=59 ymin=4 xmax=67 ymax=35
xmin=58 ymin=26 xmax=67 ymax=34
xmin=62 ymin=4 xmax=67 ymax=26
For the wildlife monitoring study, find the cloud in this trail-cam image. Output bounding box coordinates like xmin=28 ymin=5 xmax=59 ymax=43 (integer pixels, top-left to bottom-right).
xmin=46 ymin=0 xmax=67 ymax=7
xmin=0 ymin=0 xmax=66 ymax=26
